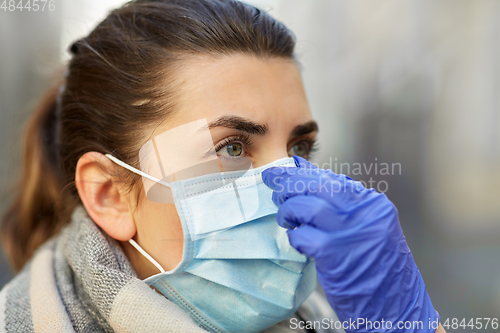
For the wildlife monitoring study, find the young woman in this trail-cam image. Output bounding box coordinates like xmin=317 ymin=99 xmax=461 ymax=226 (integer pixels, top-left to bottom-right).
xmin=0 ymin=0 xmax=445 ymax=332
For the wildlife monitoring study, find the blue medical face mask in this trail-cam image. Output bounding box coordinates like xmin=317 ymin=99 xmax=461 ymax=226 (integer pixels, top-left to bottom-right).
xmin=106 ymin=154 xmax=317 ymax=333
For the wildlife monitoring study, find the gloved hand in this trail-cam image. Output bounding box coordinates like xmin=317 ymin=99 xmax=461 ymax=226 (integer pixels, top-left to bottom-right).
xmin=262 ymin=156 xmax=440 ymax=333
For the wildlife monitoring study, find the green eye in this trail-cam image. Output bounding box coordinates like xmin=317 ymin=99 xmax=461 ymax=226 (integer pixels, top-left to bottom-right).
xmin=225 ymin=143 xmax=243 ymax=156
xmin=288 ymin=142 xmax=309 ymax=157
xmin=215 ymin=135 xmax=251 ymax=158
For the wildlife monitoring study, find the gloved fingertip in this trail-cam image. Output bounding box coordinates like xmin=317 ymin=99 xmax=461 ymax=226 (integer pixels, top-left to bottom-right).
xmin=292 ymin=155 xmax=305 ymax=167
xmin=292 ymin=156 xmax=317 ymax=169
xmin=261 ymin=169 xmax=271 ymax=187
xmin=262 ymin=167 xmax=284 ymax=188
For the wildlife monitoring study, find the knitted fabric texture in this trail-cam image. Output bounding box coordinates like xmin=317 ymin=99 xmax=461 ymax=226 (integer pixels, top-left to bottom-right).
xmin=0 ymin=206 xmax=342 ymax=333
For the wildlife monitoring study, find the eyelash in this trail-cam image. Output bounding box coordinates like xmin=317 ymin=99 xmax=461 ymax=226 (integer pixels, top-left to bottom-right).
xmin=214 ymin=135 xmax=319 ymax=159
xmin=214 ymin=133 xmax=253 ymax=153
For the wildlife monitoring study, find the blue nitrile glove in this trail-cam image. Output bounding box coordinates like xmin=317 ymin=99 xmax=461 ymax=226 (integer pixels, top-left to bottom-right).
xmin=262 ymin=156 xmax=440 ymax=333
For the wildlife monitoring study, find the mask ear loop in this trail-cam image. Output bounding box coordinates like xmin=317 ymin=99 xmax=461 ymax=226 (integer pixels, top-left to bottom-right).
xmin=128 ymin=239 xmax=166 ymax=273
xmin=104 ymin=153 xmax=171 ymax=188
xmin=104 ymin=153 xmax=169 ymax=274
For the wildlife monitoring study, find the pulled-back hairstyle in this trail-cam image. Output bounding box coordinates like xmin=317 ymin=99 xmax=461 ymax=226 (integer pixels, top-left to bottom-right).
xmin=1 ymin=0 xmax=296 ymax=271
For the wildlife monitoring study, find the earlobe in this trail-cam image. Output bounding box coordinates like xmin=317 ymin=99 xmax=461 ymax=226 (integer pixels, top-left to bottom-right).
xmin=75 ymin=152 xmax=137 ymax=241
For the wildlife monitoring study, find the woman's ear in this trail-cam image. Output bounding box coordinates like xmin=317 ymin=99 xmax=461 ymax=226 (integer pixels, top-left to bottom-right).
xmin=75 ymin=152 xmax=136 ymax=241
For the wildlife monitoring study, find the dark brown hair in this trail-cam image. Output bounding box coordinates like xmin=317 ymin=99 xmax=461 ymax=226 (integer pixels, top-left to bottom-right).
xmin=1 ymin=0 xmax=296 ymax=271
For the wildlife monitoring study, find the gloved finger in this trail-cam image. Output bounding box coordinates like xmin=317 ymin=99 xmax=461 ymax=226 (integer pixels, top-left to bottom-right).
xmin=277 ymin=195 xmax=344 ymax=232
xmin=262 ymin=165 xmax=302 ymax=190
xmin=263 ymin=159 xmax=351 ymax=191
xmin=293 ymin=156 xmax=358 ymax=184
xmin=286 ymin=224 xmax=331 ymax=258
xmin=270 ymin=173 xmax=370 ymax=207
xmin=262 ymin=157 xmax=339 ymax=191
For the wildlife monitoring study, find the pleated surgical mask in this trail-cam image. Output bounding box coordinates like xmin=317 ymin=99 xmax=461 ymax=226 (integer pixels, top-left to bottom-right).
xmin=105 ymin=119 xmax=317 ymax=332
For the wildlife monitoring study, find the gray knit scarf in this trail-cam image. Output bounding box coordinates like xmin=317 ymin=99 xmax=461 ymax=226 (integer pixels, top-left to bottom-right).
xmin=0 ymin=206 xmax=342 ymax=333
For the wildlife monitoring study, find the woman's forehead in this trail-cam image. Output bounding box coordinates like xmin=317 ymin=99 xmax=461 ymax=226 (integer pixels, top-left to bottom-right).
xmin=154 ymin=53 xmax=313 ymax=136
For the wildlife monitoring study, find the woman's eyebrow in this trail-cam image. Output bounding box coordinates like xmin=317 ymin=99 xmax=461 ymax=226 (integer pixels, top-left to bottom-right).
xmin=206 ymin=115 xmax=268 ymax=135
xmin=291 ymin=120 xmax=319 ymax=136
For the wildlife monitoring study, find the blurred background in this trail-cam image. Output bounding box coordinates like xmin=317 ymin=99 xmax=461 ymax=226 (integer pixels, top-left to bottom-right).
xmin=1 ymin=0 xmax=499 ymax=332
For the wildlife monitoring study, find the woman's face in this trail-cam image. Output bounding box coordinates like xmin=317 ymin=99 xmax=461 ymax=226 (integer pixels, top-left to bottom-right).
xmin=124 ymin=53 xmax=317 ymax=279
